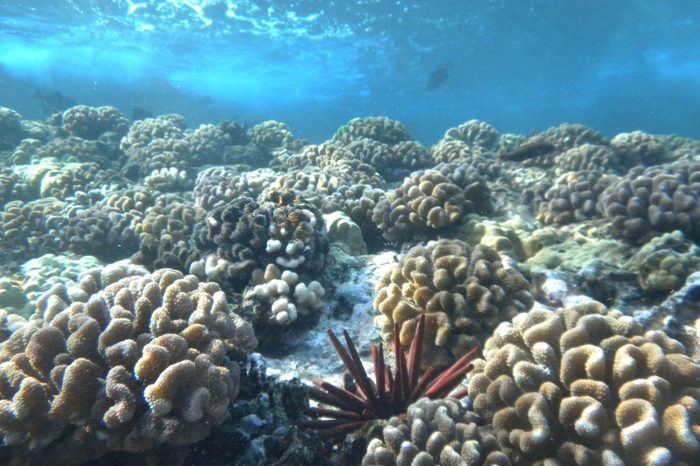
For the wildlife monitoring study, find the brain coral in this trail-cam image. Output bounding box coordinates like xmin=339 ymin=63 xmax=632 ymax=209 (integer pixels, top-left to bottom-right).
xmin=362 ymin=397 xmax=511 ymax=466
xmin=467 ymin=301 xmax=700 ymax=465
xmin=0 ymin=267 xmax=256 ymax=464
xmin=373 ymin=240 xmax=533 ymax=368
xmin=371 ymin=169 xmax=492 ymax=242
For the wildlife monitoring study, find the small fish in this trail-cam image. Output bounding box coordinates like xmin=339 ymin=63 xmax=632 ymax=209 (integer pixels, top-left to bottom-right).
xmin=426 ymin=59 xmax=453 ymax=91
xmin=33 ymin=89 xmax=76 ymax=113
xmin=132 ymin=106 xmax=152 ymax=121
xmin=499 ymin=140 xmax=556 ymax=162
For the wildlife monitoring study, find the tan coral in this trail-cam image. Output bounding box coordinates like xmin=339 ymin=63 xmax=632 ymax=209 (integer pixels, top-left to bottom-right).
xmin=373 ymin=240 xmax=532 ymax=368
xmin=468 ymin=301 xmax=700 ymax=465
xmin=0 ymin=268 xmax=256 ymax=464
xmin=362 ymin=398 xmax=511 ymax=466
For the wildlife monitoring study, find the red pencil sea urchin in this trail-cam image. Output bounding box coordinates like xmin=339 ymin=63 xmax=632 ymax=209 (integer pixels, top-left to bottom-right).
xmin=302 ymin=314 xmax=478 ymax=437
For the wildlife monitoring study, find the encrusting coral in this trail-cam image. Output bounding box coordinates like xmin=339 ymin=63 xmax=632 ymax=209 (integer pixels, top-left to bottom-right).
xmin=374 ymin=240 xmax=533 ymax=368
xmin=0 ymin=266 xmax=256 ymax=465
xmin=467 ymin=300 xmax=700 ymax=465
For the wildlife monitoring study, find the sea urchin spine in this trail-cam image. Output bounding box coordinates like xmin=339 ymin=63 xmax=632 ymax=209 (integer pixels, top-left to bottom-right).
xmin=302 ymin=314 xmax=478 ymax=437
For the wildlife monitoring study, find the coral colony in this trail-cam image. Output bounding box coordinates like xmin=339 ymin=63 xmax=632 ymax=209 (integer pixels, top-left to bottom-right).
xmin=0 ymin=106 xmax=699 ymax=465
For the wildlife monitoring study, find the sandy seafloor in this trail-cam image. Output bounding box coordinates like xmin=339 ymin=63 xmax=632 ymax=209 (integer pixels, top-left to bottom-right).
xmin=0 ymin=105 xmax=699 ymax=465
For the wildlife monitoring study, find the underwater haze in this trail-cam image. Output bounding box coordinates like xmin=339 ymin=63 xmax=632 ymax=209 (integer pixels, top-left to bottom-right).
xmin=1 ymin=0 xmax=700 ymax=143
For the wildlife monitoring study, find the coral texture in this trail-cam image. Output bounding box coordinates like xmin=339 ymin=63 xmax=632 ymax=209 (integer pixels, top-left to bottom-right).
xmin=0 ymin=267 xmax=256 ymax=464
xmin=372 ymin=169 xmax=492 ymax=242
xmin=468 ymin=301 xmax=700 ymax=465
xmin=362 ymin=398 xmax=511 ymax=466
xmin=597 ymin=158 xmax=700 ymax=244
xmin=374 ymin=240 xmax=533 ymax=367
xmin=332 ymin=116 xmax=411 ymax=146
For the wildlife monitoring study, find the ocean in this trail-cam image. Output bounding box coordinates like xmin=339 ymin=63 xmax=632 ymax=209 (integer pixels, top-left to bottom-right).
xmin=1 ymin=1 xmax=699 ymax=465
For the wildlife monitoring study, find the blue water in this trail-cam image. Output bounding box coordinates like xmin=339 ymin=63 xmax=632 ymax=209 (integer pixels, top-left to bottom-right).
xmin=1 ymin=0 xmax=699 ymax=142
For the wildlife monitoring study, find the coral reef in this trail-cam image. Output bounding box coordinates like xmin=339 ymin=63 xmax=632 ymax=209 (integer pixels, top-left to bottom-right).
xmin=0 ymin=267 xmax=256 ymax=464
xmin=60 ymin=105 xmax=130 ymax=140
xmin=371 ymin=169 xmax=492 ymax=242
xmin=626 ymin=230 xmax=700 ymax=293
xmin=333 ymin=117 xmax=411 ymax=146
xmin=597 ymin=158 xmax=700 ymax=244
xmin=0 ymin=108 xmax=25 ymax=151
xmin=194 ymin=166 xmax=276 ymax=211
xmin=444 ymin=119 xmax=500 ymax=150
xmin=468 ymin=301 xmax=700 ymax=465
xmin=373 ymin=240 xmax=533 ymax=367
xmin=362 ymin=398 xmax=510 ymax=466
xmin=191 ymin=191 xmax=328 ymax=294
xmin=535 ymin=170 xmax=616 ymax=225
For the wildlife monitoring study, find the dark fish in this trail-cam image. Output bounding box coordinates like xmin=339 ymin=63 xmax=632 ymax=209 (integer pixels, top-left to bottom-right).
xmin=499 ymin=140 xmax=556 ymax=162
xmin=132 ymin=106 xmax=152 ymax=121
xmin=33 ymin=89 xmax=75 ymax=113
xmin=426 ymin=60 xmax=453 ymax=91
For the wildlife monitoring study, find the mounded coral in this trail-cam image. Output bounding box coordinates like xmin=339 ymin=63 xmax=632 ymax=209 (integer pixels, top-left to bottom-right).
xmin=132 ymin=197 xmax=200 ymax=272
xmin=243 ymin=263 xmax=325 ymax=326
xmin=431 ymin=139 xmax=485 ymax=164
xmin=144 ymin=166 xmax=192 ymax=192
xmin=119 ymin=116 xmax=192 ymax=178
xmin=0 ymin=267 xmax=256 ymax=464
xmin=467 ymin=301 xmax=700 ymax=465
xmin=597 ymin=158 xmax=700 ymax=244
xmin=535 ymin=170 xmax=617 ymax=226
xmin=61 ymin=105 xmax=130 ymax=140
xmin=332 ymin=116 xmax=412 ymax=146
xmin=371 ymin=169 xmax=492 ymax=242
xmin=1 ymin=198 xmax=65 ymax=261
xmin=187 ymin=123 xmax=232 ymax=166
xmin=194 ymin=166 xmax=276 ymax=211
xmin=443 ymin=119 xmax=500 ymax=150
xmin=362 ymin=397 xmax=511 ymax=466
xmin=35 ymin=136 xmax=115 ymax=166
xmin=458 ymin=217 xmax=528 ymax=261
xmin=247 ymin=120 xmax=294 ymax=150
xmin=60 ymin=205 xmax=142 ymax=261
xmin=373 ymin=240 xmax=533 ymax=368
xmin=611 ymin=131 xmax=668 ymax=166
xmin=20 ymin=254 xmax=102 ymax=309
xmin=626 ymin=230 xmax=700 ymax=293
xmin=191 ymin=190 xmax=328 ymax=294
xmin=342 ymin=137 xmax=431 ymax=181
xmin=0 ymin=107 xmax=25 ymax=151
xmin=539 ymin=123 xmax=609 ymax=152
xmin=323 ymin=210 xmax=367 ymax=256
xmin=554 ymin=143 xmax=626 ymax=175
